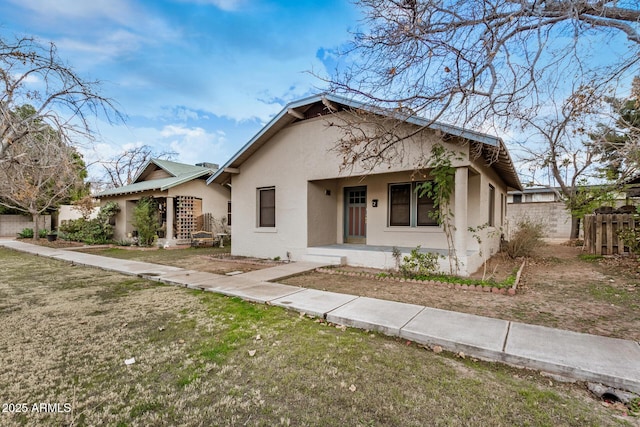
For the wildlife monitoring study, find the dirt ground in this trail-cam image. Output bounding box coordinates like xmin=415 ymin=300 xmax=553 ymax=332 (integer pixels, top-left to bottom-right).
xmin=282 ymin=243 xmax=640 ymax=342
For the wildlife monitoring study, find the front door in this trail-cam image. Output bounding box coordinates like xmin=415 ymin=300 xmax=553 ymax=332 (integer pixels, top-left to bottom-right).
xmin=344 ymin=186 xmax=366 ymax=244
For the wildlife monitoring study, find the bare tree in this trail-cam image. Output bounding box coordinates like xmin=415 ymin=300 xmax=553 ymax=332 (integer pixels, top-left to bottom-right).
xmin=514 ymin=86 xmax=615 ymax=238
xmin=0 ymin=35 xmax=123 ymax=161
xmin=97 ymin=145 xmax=177 ymax=189
xmin=327 ymin=1 xmax=640 ymax=138
xmin=0 ymin=122 xmax=86 ymax=240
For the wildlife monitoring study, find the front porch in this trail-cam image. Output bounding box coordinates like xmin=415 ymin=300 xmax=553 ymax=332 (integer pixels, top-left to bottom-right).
xmin=302 ymin=244 xmax=479 ymax=275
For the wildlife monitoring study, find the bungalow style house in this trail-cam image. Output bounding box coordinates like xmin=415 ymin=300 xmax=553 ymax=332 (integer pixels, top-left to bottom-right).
xmin=207 ymin=94 xmax=523 ymax=276
xmin=97 ymin=159 xmax=231 ymax=244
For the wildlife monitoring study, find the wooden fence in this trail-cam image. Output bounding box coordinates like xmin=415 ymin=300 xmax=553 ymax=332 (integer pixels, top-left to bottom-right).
xmin=583 ymin=214 xmax=636 ymax=255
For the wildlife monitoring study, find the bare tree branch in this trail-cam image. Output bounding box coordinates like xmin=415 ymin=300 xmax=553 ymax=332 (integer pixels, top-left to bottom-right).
xmin=0 ymin=35 xmax=124 ymax=161
xmin=324 ymin=0 xmax=640 ymax=136
xmin=96 ymin=145 xmax=177 ymax=189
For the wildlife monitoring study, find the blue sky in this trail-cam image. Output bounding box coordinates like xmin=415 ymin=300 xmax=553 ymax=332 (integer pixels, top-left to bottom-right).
xmin=0 ymin=0 xmax=360 ymax=175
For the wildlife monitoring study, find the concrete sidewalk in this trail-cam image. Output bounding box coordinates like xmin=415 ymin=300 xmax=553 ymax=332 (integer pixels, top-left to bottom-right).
xmin=2 ymin=239 xmax=640 ymax=394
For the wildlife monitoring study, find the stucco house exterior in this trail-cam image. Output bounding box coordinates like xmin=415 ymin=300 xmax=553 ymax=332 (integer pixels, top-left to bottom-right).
xmin=207 ymin=94 xmax=523 ymax=276
xmin=97 ymin=159 xmax=231 ymax=244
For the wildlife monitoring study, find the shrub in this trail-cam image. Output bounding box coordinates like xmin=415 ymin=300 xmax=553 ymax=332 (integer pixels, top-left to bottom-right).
xmin=59 ymin=202 xmax=120 ymax=244
xmin=16 ymin=228 xmax=48 ymax=239
xmin=17 ymin=228 xmax=34 ymax=239
xmin=131 ymin=197 xmax=160 ymax=247
xmin=400 ymin=246 xmax=442 ymax=278
xmin=505 ymin=217 xmax=545 ymax=258
xmin=618 ymin=225 xmax=640 ymax=254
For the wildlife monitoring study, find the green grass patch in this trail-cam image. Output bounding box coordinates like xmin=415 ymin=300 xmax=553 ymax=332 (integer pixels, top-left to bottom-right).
xmin=416 ymin=270 xmax=518 ymax=288
xmin=95 ymin=278 xmax=156 ymax=301
xmin=130 ymin=400 xmax=162 ymax=418
xmin=579 ymin=254 xmax=604 ymax=262
xmin=588 ymin=283 xmax=635 ymax=305
xmin=80 ymin=246 xmax=229 ymax=264
xmin=337 ymin=266 xmax=519 ymax=289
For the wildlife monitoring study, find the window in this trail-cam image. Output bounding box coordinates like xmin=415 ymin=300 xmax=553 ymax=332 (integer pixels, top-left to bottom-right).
xmin=227 ymin=201 xmax=232 ymax=226
xmin=500 ymin=193 xmax=504 ymax=226
xmin=513 ymin=194 xmax=522 ymax=203
xmin=417 ymin=186 xmax=438 ymax=226
xmin=389 ymin=184 xmax=411 ymax=226
xmin=488 ymin=184 xmax=495 ymax=227
xmin=258 ymin=187 xmax=275 ymax=227
xmin=389 ymin=182 xmax=438 ymax=227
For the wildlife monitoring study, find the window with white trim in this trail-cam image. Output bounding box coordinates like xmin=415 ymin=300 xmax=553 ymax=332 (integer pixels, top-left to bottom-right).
xmin=388 ymin=182 xmax=438 ymax=227
xmin=258 ymin=187 xmax=275 ymax=227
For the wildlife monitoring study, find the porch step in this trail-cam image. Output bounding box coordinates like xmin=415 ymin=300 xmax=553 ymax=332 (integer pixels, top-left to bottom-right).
xmin=300 ymin=254 xmax=346 ymax=265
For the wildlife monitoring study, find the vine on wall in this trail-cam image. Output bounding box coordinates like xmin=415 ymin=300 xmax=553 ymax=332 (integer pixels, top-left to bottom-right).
xmin=415 ymin=143 xmax=462 ymax=274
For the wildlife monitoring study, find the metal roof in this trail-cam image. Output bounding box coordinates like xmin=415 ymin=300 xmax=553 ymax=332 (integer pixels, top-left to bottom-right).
xmin=207 ymin=93 xmax=523 ymax=190
xmin=96 ymin=159 xmax=216 ymax=198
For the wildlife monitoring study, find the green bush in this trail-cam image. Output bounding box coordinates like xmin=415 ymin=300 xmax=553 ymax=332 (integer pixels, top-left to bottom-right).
xmin=16 ymin=228 xmax=48 ymax=239
xmin=618 ymin=225 xmax=640 ymax=254
xmin=131 ymin=197 xmax=160 ymax=247
xmin=400 ymin=246 xmax=442 ymax=278
xmin=505 ymin=217 xmax=545 ymax=258
xmin=59 ymin=202 xmax=119 ymax=244
xmin=17 ymin=228 xmax=34 ymax=239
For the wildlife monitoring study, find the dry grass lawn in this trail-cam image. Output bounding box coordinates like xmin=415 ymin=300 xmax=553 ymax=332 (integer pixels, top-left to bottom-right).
xmin=0 ymin=248 xmax=634 ymax=426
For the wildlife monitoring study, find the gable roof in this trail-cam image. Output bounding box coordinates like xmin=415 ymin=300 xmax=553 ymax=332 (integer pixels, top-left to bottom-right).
xmin=206 ymin=93 xmax=522 ymax=190
xmin=97 ymin=158 xmax=217 ymax=198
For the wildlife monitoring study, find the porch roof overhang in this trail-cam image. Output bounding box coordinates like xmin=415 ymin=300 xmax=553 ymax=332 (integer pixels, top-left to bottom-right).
xmin=206 ymin=93 xmax=523 ymax=191
xmin=96 ymin=171 xmax=211 ymax=198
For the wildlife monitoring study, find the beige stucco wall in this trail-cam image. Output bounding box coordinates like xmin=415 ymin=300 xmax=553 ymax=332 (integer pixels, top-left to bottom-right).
xmin=507 ymin=201 xmax=573 ymax=240
xmin=0 ymin=214 xmax=51 ymax=236
xmin=58 ymin=205 xmax=100 ymax=223
xmin=229 ymin=114 xmax=510 ymax=275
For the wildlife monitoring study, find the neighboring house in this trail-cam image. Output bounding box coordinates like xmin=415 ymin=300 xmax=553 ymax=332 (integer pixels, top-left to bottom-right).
xmin=207 ymin=94 xmax=523 ymax=276
xmin=97 ymin=159 xmax=231 ymax=244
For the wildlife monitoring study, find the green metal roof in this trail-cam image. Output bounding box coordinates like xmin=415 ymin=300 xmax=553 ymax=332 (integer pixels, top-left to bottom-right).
xmin=97 ymin=159 xmax=216 ymax=198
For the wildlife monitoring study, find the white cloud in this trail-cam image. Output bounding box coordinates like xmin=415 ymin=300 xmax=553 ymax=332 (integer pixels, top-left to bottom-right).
xmin=177 ymin=0 xmax=248 ymax=12
xmin=7 ymin=0 xmax=139 ymax=27
xmin=161 ymin=125 xmax=227 ymax=165
xmin=13 ymin=73 xmax=40 ymax=84
xmin=55 ymin=30 xmax=144 ymax=65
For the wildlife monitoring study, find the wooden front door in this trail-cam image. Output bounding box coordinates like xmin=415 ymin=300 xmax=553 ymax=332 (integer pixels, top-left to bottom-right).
xmin=344 ymin=187 xmax=366 ymax=244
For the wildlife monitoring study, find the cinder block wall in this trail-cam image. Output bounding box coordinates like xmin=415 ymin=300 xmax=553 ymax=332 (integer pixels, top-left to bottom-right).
xmin=507 ymin=202 xmax=573 ymax=239
xmin=0 ymin=215 xmax=51 ymax=237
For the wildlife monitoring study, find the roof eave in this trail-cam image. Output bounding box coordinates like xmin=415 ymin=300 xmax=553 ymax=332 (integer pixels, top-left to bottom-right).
xmin=206 ymin=93 xmax=521 ymax=189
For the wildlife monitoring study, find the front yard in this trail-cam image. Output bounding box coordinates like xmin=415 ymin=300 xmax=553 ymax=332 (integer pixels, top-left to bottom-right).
xmin=79 ymin=241 xmax=640 ymax=342
xmin=0 ymin=248 xmax=633 ymax=426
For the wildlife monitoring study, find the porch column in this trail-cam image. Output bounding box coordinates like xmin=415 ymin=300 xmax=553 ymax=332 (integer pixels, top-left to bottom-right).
xmin=453 ymin=167 xmax=468 ymax=268
xmin=166 ymin=196 xmax=175 ymax=242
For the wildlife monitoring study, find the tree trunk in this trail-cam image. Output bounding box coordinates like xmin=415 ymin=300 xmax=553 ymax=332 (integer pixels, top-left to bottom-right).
xmin=570 ymin=216 xmax=581 ymax=240
xmin=32 ymin=213 xmax=40 ymax=241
